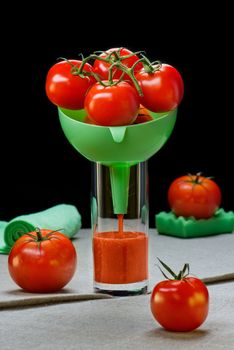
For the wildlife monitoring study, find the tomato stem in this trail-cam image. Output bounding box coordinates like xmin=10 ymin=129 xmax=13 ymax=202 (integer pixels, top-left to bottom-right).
xmin=157 ymin=258 xmax=190 ymax=280
xmin=108 ymin=64 xmax=114 ymax=84
xmin=32 ymin=228 xmax=64 ymax=242
xmin=68 ymin=50 xmax=151 ymax=94
xmin=141 ymin=56 xmax=162 ymax=74
xmin=77 ymin=54 xmax=109 ymax=76
xmin=111 ymin=50 xmax=120 ymax=62
xmin=35 ymin=228 xmax=44 ymax=241
xmin=194 ymin=172 xmax=202 ymax=184
xmin=108 ymin=59 xmax=144 ymax=95
xmin=140 ymin=54 xmax=155 ymax=74
xmin=73 ymin=50 xmax=145 ymax=93
xmin=151 ymin=60 xmax=162 ymax=71
xmin=186 ymin=172 xmax=203 ymax=185
xmin=195 ymin=175 xmax=200 ymax=183
xmin=62 ymin=51 xmax=162 ymax=94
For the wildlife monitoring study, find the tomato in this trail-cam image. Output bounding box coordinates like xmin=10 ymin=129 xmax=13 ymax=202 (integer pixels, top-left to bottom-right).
xmin=134 ymin=105 xmax=154 ymax=124
xmin=151 ymin=260 xmax=209 ymax=332
xmin=84 ymin=81 xmax=140 ymax=126
xmin=168 ymin=173 xmax=222 ymax=219
xmin=45 ymin=60 xmax=95 ymax=110
xmin=8 ymin=228 xmax=77 ymax=292
xmin=93 ymin=48 xmax=143 ymax=81
xmin=136 ymin=64 xmax=184 ymax=112
xmin=83 ymin=115 xmax=97 ymax=125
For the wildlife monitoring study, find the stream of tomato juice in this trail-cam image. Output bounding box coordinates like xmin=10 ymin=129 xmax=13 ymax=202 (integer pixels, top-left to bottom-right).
xmin=93 ymin=214 xmax=148 ymax=285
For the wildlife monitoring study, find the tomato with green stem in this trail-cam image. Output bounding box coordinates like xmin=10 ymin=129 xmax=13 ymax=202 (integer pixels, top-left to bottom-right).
xmin=8 ymin=228 xmax=77 ymax=292
xmin=151 ymin=259 xmax=209 ymax=332
xmin=93 ymin=48 xmax=143 ymax=81
xmin=84 ymin=80 xmax=140 ymax=126
xmin=45 ymin=60 xmax=95 ymax=110
xmin=168 ymin=173 xmax=222 ymax=219
xmin=136 ymin=63 xmax=184 ymax=112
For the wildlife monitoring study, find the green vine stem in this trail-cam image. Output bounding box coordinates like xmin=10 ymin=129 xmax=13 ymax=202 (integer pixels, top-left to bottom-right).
xmin=140 ymin=54 xmax=162 ymax=74
xmin=62 ymin=49 xmax=162 ymax=96
xmin=77 ymin=54 xmax=109 ymax=75
xmin=108 ymin=58 xmax=144 ymax=96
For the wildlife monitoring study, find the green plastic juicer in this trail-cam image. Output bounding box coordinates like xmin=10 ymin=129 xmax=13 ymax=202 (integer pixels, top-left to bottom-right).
xmin=58 ymin=108 xmax=177 ymax=215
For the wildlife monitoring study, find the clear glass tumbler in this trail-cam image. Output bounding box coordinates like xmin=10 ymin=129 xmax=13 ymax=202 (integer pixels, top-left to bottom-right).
xmin=91 ymin=161 xmax=149 ymax=296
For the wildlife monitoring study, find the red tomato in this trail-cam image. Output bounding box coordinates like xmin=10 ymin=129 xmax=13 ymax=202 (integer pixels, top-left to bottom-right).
xmin=151 ymin=260 xmax=209 ymax=332
xmin=168 ymin=174 xmax=222 ymax=219
xmin=93 ymin=48 xmax=143 ymax=81
xmin=136 ymin=64 xmax=184 ymax=112
xmin=45 ymin=60 xmax=95 ymax=110
xmin=84 ymin=81 xmax=140 ymax=126
xmin=83 ymin=115 xmax=97 ymax=125
xmin=8 ymin=229 xmax=77 ymax=292
xmin=134 ymin=105 xmax=154 ymax=124
xmin=151 ymin=277 xmax=209 ymax=332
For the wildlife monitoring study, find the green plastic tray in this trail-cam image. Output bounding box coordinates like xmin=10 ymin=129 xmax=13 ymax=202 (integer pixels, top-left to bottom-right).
xmin=155 ymin=208 xmax=234 ymax=238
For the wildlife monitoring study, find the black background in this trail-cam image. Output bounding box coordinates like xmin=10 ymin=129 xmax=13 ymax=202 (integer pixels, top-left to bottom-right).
xmin=0 ymin=6 xmax=233 ymax=227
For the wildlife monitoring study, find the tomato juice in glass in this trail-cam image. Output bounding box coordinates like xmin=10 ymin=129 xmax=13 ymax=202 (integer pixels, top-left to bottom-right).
xmin=91 ymin=163 xmax=148 ymax=295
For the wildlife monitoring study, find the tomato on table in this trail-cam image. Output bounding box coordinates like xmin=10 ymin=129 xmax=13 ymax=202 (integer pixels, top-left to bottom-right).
xmin=93 ymin=47 xmax=143 ymax=81
xmin=168 ymin=173 xmax=222 ymax=219
xmin=45 ymin=60 xmax=95 ymax=110
xmin=136 ymin=63 xmax=184 ymax=112
xmin=84 ymin=80 xmax=140 ymax=126
xmin=8 ymin=228 xmax=77 ymax=293
xmin=151 ymin=259 xmax=209 ymax=332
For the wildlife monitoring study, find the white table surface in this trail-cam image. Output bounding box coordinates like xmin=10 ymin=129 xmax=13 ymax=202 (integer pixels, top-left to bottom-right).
xmin=0 ymin=229 xmax=234 ymax=349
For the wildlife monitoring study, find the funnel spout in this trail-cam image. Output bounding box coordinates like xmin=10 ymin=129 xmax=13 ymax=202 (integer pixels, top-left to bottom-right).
xmin=109 ymin=126 xmax=127 ymax=143
xmin=109 ymin=165 xmax=131 ymax=214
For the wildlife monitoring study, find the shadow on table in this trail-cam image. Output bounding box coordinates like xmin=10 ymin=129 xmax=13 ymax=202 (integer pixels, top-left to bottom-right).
xmin=145 ymin=327 xmax=210 ymax=340
xmin=5 ymin=288 xmax=75 ymax=296
xmin=1 ymin=288 xmax=112 ymax=310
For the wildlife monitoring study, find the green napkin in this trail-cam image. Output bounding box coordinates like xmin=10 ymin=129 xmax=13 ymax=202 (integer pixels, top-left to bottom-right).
xmin=0 ymin=204 xmax=82 ymax=254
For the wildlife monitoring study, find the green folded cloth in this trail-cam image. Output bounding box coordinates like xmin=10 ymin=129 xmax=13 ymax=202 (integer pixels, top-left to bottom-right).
xmin=0 ymin=204 xmax=82 ymax=254
xmin=156 ymin=208 xmax=234 ymax=238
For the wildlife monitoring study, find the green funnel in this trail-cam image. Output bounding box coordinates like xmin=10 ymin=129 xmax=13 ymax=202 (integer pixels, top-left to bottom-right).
xmin=58 ymin=108 xmax=177 ymax=214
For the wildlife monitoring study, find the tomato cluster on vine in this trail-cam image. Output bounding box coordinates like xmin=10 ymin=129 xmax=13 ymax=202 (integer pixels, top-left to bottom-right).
xmin=46 ymin=47 xmax=184 ymax=126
